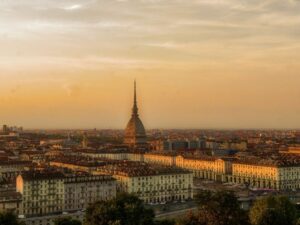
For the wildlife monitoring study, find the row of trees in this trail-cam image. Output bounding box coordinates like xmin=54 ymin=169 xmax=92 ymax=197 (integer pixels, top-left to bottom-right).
xmin=2 ymin=191 xmax=299 ymax=225
xmin=81 ymin=191 xmax=300 ymax=225
xmin=178 ymin=190 xmax=299 ymax=225
xmin=0 ymin=212 xmax=25 ymax=225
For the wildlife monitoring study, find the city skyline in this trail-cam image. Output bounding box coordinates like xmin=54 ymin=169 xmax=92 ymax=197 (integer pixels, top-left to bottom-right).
xmin=1 ymin=2 xmax=300 ymax=224
xmin=1 ymin=0 xmax=300 ymax=129
xmin=1 ymin=77 xmax=299 ymax=130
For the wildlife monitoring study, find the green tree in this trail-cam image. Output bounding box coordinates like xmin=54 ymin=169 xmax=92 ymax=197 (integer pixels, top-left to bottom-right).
xmin=200 ymin=190 xmax=249 ymax=225
xmin=54 ymin=217 xmax=82 ymax=225
xmin=255 ymin=208 xmax=282 ymax=225
xmin=176 ymin=211 xmax=204 ymax=225
xmin=84 ymin=193 xmax=155 ymax=225
xmin=0 ymin=212 xmax=25 ymax=225
xmin=178 ymin=190 xmax=250 ymax=225
xmin=249 ymin=195 xmax=298 ymax=225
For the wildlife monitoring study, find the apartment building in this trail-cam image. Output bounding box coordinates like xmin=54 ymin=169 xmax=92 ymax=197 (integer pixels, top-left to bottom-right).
xmin=96 ymin=161 xmax=193 ymax=204
xmin=64 ymin=174 xmax=116 ymax=211
xmin=16 ymin=171 xmax=117 ymax=225
xmin=16 ymin=172 xmax=65 ymax=217
xmin=231 ymin=156 xmax=300 ymax=190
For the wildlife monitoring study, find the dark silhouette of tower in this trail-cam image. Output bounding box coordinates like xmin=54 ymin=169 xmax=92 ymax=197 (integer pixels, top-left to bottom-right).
xmin=124 ymin=80 xmax=147 ymax=149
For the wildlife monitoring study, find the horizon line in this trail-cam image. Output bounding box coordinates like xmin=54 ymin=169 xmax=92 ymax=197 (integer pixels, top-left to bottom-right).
xmin=21 ymin=127 xmax=300 ymax=131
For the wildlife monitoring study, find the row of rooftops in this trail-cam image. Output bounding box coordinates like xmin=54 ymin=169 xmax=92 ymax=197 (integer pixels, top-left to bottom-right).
xmin=0 ymin=160 xmax=32 ymax=166
xmin=19 ymin=170 xmax=115 ymax=182
xmin=50 ymin=156 xmax=190 ymax=176
xmin=18 ymin=163 xmax=190 ymax=181
xmin=97 ymin=161 xmax=191 ymax=177
xmin=50 ymin=156 xmax=106 ymax=167
xmin=235 ymin=154 xmax=300 ymax=167
xmin=78 ymin=149 xmax=129 ymax=154
xmin=51 ymin=151 xmax=300 ymax=168
xmin=2 ymin=147 xmax=300 ymax=173
xmin=138 ymin=152 xmax=300 ymax=167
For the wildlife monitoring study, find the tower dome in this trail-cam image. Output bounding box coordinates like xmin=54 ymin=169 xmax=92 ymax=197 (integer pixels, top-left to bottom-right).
xmin=124 ymin=81 xmax=147 ymax=148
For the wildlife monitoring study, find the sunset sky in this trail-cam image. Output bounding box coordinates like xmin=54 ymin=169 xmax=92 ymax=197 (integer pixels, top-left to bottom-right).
xmin=0 ymin=0 xmax=300 ymax=129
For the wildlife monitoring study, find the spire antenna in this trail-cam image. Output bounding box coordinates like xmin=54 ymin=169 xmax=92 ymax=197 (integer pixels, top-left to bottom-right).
xmin=132 ymin=79 xmax=138 ymax=116
xmin=134 ymin=79 xmax=137 ymax=105
xmin=124 ymin=79 xmax=147 ymax=148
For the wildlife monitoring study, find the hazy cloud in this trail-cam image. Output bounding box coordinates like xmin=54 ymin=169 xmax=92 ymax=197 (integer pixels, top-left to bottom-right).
xmin=62 ymin=4 xmax=83 ymax=11
xmin=0 ymin=0 xmax=300 ymax=128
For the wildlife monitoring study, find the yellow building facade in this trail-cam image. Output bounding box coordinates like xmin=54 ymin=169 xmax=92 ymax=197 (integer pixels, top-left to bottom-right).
xmin=96 ymin=162 xmax=193 ymax=203
xmin=114 ymin=172 xmax=193 ymax=204
xmin=16 ymin=172 xmax=65 ymax=217
xmin=81 ymin=151 xmax=300 ymax=191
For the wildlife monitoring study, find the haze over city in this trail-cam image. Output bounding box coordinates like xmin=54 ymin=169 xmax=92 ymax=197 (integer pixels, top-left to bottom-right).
xmin=2 ymin=1 xmax=300 ymax=225
xmin=1 ymin=0 xmax=300 ymax=129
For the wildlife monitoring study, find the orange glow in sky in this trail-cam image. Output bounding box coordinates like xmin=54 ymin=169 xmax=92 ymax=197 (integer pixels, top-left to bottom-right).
xmin=0 ymin=0 xmax=300 ymax=129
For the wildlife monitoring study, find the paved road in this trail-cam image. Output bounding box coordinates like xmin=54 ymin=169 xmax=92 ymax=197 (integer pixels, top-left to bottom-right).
xmin=156 ymin=207 xmax=198 ymax=220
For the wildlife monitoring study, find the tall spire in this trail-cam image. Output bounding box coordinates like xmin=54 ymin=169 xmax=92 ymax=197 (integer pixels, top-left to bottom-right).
xmin=125 ymin=79 xmax=147 ymax=148
xmin=132 ymin=80 xmax=138 ymax=116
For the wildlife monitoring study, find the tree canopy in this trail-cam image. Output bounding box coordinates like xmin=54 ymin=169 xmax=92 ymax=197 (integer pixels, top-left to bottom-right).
xmin=0 ymin=212 xmax=25 ymax=225
xmin=176 ymin=211 xmax=204 ymax=225
xmin=249 ymin=195 xmax=298 ymax=225
xmin=84 ymin=193 xmax=155 ymax=225
xmin=54 ymin=217 xmax=82 ymax=225
xmin=178 ymin=190 xmax=250 ymax=225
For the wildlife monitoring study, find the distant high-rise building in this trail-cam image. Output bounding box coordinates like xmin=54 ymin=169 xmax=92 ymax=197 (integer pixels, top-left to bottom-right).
xmin=2 ymin=124 xmax=23 ymax=134
xmin=124 ymin=81 xmax=147 ymax=149
xmin=2 ymin=125 xmax=9 ymax=133
xmin=82 ymin=132 xmax=88 ymax=148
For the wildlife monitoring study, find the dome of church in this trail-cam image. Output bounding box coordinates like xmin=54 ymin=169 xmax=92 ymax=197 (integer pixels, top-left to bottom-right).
xmin=125 ymin=115 xmax=146 ymax=138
